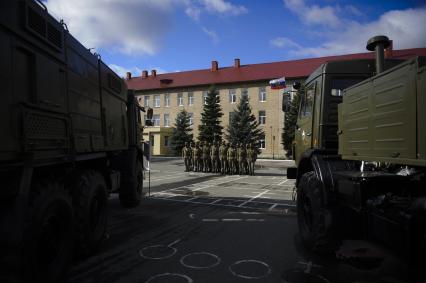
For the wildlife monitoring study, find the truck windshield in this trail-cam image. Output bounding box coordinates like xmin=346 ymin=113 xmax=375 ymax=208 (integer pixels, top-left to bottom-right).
xmin=331 ymin=77 xmax=366 ymax=96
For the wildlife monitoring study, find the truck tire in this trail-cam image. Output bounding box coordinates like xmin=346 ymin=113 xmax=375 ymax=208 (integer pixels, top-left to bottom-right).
xmin=72 ymin=170 xmax=108 ymax=256
xmin=119 ymin=151 xmax=143 ymax=208
xmin=23 ymin=180 xmax=74 ymax=283
xmin=297 ymin=171 xmax=336 ymax=254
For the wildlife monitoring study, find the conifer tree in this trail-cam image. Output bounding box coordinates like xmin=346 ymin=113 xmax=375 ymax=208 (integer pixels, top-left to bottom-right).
xmin=198 ymin=86 xmax=223 ymax=142
xmin=282 ymin=89 xmax=301 ymax=158
xmin=171 ymin=109 xmax=193 ymax=155
xmin=226 ymin=94 xmax=264 ymax=151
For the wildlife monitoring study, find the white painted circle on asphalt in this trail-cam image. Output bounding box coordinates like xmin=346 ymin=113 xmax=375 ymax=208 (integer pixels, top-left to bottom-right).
xmin=139 ymin=245 xmax=177 ymax=260
xmin=180 ymin=252 xmax=221 ymax=269
xmin=145 ymin=273 xmax=193 ymax=283
xmin=229 ymin=259 xmax=272 ymax=279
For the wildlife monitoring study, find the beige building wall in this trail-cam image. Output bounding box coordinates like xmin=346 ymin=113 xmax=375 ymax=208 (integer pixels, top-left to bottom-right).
xmin=136 ymin=80 xmax=295 ymax=158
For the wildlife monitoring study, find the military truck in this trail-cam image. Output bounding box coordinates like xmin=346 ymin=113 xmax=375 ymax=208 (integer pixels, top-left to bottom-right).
xmin=0 ymin=1 xmax=151 ymax=282
xmin=285 ymin=36 xmax=426 ymax=264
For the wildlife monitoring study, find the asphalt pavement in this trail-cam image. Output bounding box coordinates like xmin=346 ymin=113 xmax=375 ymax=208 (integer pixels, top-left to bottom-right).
xmin=67 ymin=158 xmax=410 ymax=283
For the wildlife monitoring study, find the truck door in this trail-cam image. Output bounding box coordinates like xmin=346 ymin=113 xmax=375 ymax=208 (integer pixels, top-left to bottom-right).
xmin=294 ymin=81 xmax=316 ymax=164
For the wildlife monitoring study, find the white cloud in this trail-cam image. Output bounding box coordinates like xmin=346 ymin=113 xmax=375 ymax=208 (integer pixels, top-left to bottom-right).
xmin=202 ymin=27 xmax=220 ymax=43
xmin=185 ymin=5 xmax=202 ymax=21
xmin=201 ymin=0 xmax=248 ymax=16
xmin=270 ymin=37 xmax=301 ymax=49
xmin=109 ymin=64 xmax=142 ymax=78
xmin=45 ymin=0 xmax=177 ymax=56
xmin=283 ymin=0 xmax=340 ymax=28
xmin=290 ymin=7 xmax=426 ymax=57
xmin=109 ymin=64 xmax=167 ymax=78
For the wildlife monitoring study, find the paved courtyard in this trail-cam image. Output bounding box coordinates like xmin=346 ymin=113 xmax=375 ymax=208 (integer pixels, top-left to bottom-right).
xmin=67 ymin=158 xmax=409 ymax=283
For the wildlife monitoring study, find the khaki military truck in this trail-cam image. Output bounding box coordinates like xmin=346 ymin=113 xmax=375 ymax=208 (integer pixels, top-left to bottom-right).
xmin=286 ymin=36 xmax=425 ymax=266
xmin=0 ymin=1 xmax=151 ymax=282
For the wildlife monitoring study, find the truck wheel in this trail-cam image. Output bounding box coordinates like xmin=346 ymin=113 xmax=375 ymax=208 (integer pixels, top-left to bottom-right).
xmin=24 ymin=180 xmax=74 ymax=283
xmin=72 ymin=171 xmax=108 ymax=256
xmin=297 ymin=171 xmax=336 ymax=254
xmin=119 ymin=158 xmax=143 ymax=208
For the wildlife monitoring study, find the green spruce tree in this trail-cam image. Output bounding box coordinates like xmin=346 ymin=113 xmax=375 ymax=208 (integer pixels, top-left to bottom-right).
xmin=282 ymin=89 xmax=301 ymax=158
xmin=171 ymin=109 xmax=193 ymax=155
xmin=198 ymin=86 xmax=223 ymax=142
xmin=226 ymin=94 xmax=264 ymax=151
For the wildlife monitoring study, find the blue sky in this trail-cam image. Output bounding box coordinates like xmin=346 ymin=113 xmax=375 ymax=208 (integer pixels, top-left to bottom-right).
xmin=44 ymin=0 xmax=426 ymax=77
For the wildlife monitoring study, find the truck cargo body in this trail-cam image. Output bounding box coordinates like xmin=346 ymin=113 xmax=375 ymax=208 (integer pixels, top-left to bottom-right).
xmin=0 ymin=1 xmax=145 ymax=282
xmin=287 ymin=48 xmax=425 ymax=270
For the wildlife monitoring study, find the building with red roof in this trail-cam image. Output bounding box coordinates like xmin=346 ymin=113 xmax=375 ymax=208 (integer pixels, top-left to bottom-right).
xmin=126 ymin=46 xmax=426 ymax=157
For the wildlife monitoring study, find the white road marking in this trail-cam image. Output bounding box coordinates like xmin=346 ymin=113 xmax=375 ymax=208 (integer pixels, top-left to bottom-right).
xmin=277 ymin=179 xmax=289 ymax=185
xmin=239 ymin=190 xmax=270 ymax=207
xmin=210 ymin=198 xmax=223 ymax=204
xmin=222 ymin=219 xmax=242 ymax=222
xmin=229 ymin=259 xmax=272 ymax=280
xmin=268 ymin=203 xmax=279 ymax=211
xmin=180 ymin=252 xmax=221 ymax=269
xmin=202 ymin=219 xmax=219 ymax=222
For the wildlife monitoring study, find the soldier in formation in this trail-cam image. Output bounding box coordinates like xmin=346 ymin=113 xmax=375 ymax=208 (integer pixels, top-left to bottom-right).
xmin=202 ymin=142 xmax=211 ymax=172
xmin=183 ymin=139 xmax=258 ymax=175
xmin=227 ymin=143 xmax=237 ymax=174
xmin=219 ymin=141 xmax=228 ymax=174
xmin=247 ymin=143 xmax=257 ymax=175
xmin=237 ymin=143 xmax=248 ymax=175
xmin=192 ymin=142 xmax=202 ymax=172
xmin=210 ymin=140 xmax=220 ymax=173
xmin=182 ymin=142 xmax=192 ymax=172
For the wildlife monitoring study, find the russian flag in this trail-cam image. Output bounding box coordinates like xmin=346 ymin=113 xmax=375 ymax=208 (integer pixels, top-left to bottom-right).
xmin=269 ymin=77 xmax=286 ymax=89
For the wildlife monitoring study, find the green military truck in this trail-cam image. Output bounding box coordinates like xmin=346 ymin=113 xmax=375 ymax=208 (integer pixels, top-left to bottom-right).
xmin=286 ymin=36 xmax=425 ymax=265
xmin=0 ymin=1 xmax=150 ymax=282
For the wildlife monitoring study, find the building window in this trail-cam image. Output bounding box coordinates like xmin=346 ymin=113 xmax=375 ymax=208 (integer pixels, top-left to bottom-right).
xmin=144 ymin=96 xmax=150 ymax=107
xmin=259 ymin=134 xmax=265 ymax=149
xmin=164 ymin=136 xmax=169 ymax=147
xmin=154 ymin=95 xmax=160 ymax=107
xmin=153 ymin=114 xmax=160 ymax=127
xmin=229 ymin=89 xmax=236 ymax=103
xmin=188 ymin=113 xmax=194 ymax=126
xmin=229 ymin=112 xmax=236 ymax=124
xmin=203 ymin=91 xmax=208 ymax=105
xmin=164 ymin=94 xmax=170 ymax=107
xmin=259 ymin=111 xmax=266 ymax=125
xmin=241 ymin=88 xmax=248 ymax=99
xmin=178 ymin=93 xmax=183 ymax=106
xmin=188 ymin=92 xmax=194 ymax=106
xmin=164 ymin=114 xmax=170 ymax=127
xmin=259 ymin=87 xmax=266 ymax=102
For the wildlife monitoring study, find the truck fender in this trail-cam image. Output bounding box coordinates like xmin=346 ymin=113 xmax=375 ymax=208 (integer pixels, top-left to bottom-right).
xmin=296 ymin=149 xmax=338 ymax=206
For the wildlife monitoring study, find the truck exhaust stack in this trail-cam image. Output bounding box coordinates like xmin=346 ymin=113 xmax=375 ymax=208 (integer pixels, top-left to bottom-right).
xmin=366 ymin=35 xmax=390 ymax=74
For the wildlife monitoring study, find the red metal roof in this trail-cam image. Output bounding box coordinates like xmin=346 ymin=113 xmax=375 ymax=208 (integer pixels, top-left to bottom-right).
xmin=126 ymin=48 xmax=426 ymax=91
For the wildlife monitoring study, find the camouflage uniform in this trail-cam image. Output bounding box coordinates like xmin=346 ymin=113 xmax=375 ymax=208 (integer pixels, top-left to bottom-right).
xmin=182 ymin=142 xmax=191 ymax=171
xmin=202 ymin=142 xmax=211 ymax=172
xmin=219 ymin=142 xmax=228 ymax=175
xmin=237 ymin=143 xmax=248 ymax=175
xmin=227 ymin=144 xmax=237 ymax=174
xmin=192 ymin=142 xmax=201 ymax=172
xmin=210 ymin=141 xmax=220 ymax=173
xmin=247 ymin=144 xmax=256 ymax=175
